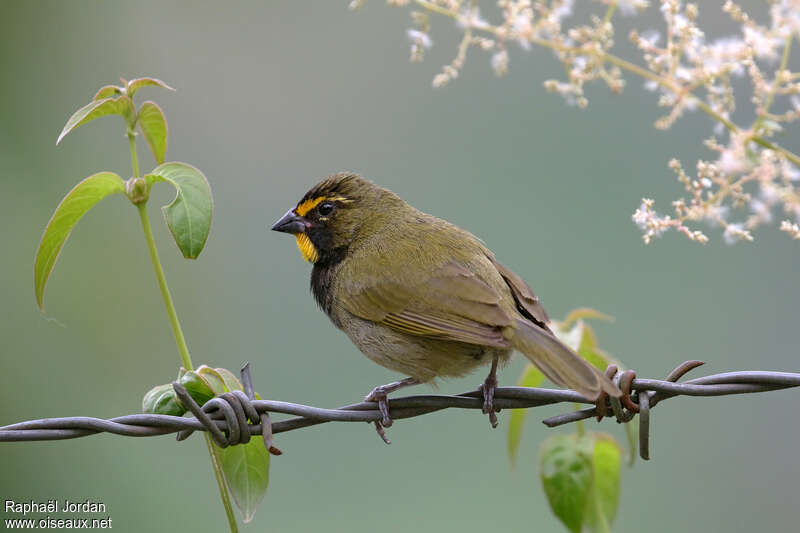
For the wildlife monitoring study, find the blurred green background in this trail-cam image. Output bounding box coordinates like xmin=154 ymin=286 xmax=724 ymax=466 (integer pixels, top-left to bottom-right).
xmin=2 ymin=2 xmax=798 ymax=532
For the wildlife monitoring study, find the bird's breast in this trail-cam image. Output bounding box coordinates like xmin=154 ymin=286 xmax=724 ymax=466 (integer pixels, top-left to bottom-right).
xmin=309 ymin=246 xmax=349 ymax=327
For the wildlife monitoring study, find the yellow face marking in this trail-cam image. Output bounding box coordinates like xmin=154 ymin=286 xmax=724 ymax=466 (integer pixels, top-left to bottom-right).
xmin=296 ymin=197 xmax=326 ymax=217
xmin=295 ymin=233 xmax=319 ymax=263
xmin=292 ymin=195 xmax=351 ymax=262
xmin=295 ymin=195 xmax=351 ymax=217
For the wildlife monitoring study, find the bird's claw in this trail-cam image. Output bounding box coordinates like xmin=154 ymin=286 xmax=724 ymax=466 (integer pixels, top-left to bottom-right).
xmin=373 ymin=421 xmax=391 ymax=445
xmin=365 ymin=387 xmax=393 ymax=443
xmin=479 ymin=375 xmax=500 ymax=429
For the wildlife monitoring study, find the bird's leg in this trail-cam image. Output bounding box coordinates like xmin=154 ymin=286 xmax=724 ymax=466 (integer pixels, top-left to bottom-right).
xmin=365 ymin=377 xmax=420 ymax=443
xmin=479 ymin=357 xmax=500 ymax=428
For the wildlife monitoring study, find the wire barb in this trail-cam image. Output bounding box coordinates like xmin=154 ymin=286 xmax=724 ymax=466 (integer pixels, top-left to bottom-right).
xmin=1 ymin=362 xmax=799 ymax=463
xmin=172 ymin=365 xmax=283 ymax=455
xmin=544 ymin=360 xmax=708 ymax=459
xmin=240 ymin=363 xmax=283 ymax=455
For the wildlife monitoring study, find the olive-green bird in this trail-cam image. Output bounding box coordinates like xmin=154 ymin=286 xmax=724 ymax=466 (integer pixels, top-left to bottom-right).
xmin=272 ymin=173 xmax=619 ymax=439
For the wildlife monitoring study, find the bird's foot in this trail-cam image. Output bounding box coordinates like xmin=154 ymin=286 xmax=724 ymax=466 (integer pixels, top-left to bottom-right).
xmin=479 ymin=372 xmax=500 ymax=429
xmin=364 ymin=377 xmax=420 ymax=445
xmin=365 ymin=386 xmax=394 ymax=428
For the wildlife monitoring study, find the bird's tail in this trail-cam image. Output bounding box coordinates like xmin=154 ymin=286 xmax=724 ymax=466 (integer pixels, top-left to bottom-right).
xmin=509 ymin=317 xmax=620 ymax=400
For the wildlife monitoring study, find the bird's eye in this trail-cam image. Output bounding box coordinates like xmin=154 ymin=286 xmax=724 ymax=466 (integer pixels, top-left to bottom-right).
xmin=317 ymin=202 xmax=335 ymax=217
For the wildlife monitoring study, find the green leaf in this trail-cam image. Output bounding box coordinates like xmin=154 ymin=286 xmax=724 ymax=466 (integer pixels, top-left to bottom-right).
xmin=145 ymin=162 xmax=213 ymax=258
xmin=56 ymin=96 xmax=135 ymax=144
xmin=507 ymin=364 xmax=545 ymax=467
xmin=34 ymin=172 xmax=125 ymax=309
xmin=540 ymin=433 xmax=622 ymax=533
xmin=562 ymin=308 xmax=614 ymax=329
xmin=554 ymin=321 xmax=583 ymax=352
xmin=519 ymin=365 xmax=546 ymax=389
xmin=138 ymin=101 xmax=168 ymax=164
xmin=193 ymin=365 xmax=244 ymax=394
xmin=554 ymin=318 xmax=621 ymax=373
xmin=144 ymin=365 xmax=271 ymax=522
xmin=577 ymin=323 xmax=616 ymax=372
xmin=179 ymin=370 xmax=216 ymax=406
xmin=93 ymin=85 xmax=123 ymax=101
xmin=585 ymin=435 xmax=622 ymax=533
xmin=554 ymin=308 xmax=618 ymax=372
xmin=540 ymin=434 xmax=593 ymax=533
xmin=215 ymin=367 xmax=244 ymax=393
xmin=142 ymin=383 xmax=185 ymax=416
xmin=196 ymin=365 xmax=228 ymax=395
xmin=142 ymin=370 xmax=220 ymax=415
xmin=199 ymin=363 xmax=270 ymax=523
xmin=213 ymin=439 xmax=270 ymax=523
xmin=126 ymin=77 xmax=175 ymax=97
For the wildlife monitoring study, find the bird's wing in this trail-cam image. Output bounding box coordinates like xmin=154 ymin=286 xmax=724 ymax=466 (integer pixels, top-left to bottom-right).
xmin=489 ymin=257 xmax=550 ymax=328
xmin=343 ymin=261 xmax=513 ymax=347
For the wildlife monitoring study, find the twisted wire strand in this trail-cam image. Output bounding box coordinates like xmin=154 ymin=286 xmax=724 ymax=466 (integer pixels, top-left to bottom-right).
xmin=1 ymin=363 xmax=798 ymax=460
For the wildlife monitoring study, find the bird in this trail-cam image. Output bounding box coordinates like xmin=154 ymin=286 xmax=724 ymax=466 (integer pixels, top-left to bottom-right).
xmin=271 ymin=173 xmax=620 ymax=441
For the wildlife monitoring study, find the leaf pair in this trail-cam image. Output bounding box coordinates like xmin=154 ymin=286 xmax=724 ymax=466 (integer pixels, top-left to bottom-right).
xmin=141 ymin=366 xmax=223 ymax=416
xmin=540 ymin=432 xmax=621 ymax=533
xmin=143 ymin=366 xmax=270 ymax=524
xmin=194 ymin=366 xmax=270 ymax=525
xmin=36 ymin=77 xmax=206 ymax=310
xmin=57 ymin=77 xmax=172 ymax=164
xmin=34 ymin=162 xmax=212 ymax=310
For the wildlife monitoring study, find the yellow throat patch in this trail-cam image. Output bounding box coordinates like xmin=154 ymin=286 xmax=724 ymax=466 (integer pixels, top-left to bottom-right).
xmin=295 ymin=233 xmax=319 ymax=263
xmin=294 ymin=196 xmax=325 ymax=262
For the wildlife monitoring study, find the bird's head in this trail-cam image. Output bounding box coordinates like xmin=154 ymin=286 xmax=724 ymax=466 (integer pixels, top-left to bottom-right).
xmin=271 ymin=173 xmax=401 ymax=263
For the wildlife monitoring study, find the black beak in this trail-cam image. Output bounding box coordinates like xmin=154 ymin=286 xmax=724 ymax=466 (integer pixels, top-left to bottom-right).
xmin=271 ymin=209 xmax=308 ymax=234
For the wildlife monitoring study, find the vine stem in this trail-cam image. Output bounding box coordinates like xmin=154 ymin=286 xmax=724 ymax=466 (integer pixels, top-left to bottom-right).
xmin=574 ymin=404 xmax=585 ymax=437
xmin=204 ymin=435 xmax=239 ymax=533
xmin=412 ymin=0 xmax=800 ymax=168
xmin=136 ymin=203 xmax=193 ymax=371
xmin=129 ymin=137 xmax=238 ymax=533
xmin=127 ymin=132 xmax=140 ymax=179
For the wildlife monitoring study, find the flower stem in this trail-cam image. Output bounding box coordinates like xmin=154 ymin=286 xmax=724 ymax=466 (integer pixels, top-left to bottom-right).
xmin=761 ymin=34 xmax=793 ymax=122
xmin=603 ymin=3 xmax=617 ymax=25
xmin=412 ymin=0 xmax=800 ymax=168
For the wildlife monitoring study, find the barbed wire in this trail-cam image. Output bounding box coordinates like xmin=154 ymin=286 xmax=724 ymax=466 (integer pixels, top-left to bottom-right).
xmin=1 ymin=361 xmax=798 ymax=460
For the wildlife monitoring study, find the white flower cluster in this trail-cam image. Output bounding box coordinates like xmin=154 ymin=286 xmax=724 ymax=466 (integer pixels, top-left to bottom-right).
xmin=355 ymin=0 xmax=800 ymax=244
